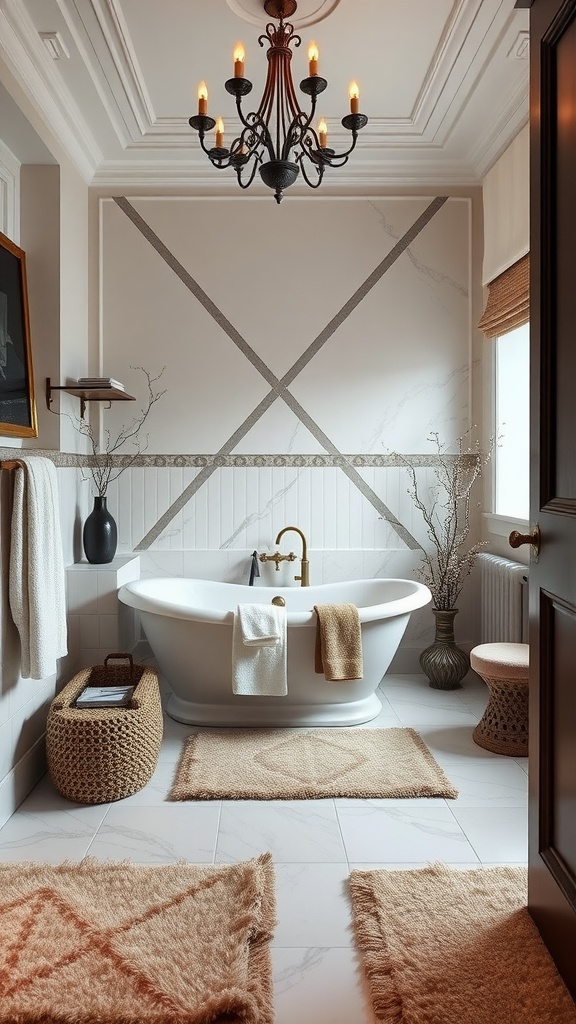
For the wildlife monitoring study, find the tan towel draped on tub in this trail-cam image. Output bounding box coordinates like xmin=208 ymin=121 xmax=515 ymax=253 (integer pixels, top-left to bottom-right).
xmin=314 ymin=603 xmax=363 ymax=681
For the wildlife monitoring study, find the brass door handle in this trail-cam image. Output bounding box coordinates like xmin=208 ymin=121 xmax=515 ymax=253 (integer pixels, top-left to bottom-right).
xmin=509 ymin=525 xmax=541 ymax=557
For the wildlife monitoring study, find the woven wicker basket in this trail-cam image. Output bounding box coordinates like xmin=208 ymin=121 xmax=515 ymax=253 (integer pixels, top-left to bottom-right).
xmin=47 ymin=654 xmax=163 ymax=804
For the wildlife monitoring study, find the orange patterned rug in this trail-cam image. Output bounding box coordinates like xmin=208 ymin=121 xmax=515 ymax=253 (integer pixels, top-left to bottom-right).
xmin=0 ymin=854 xmax=275 ymax=1023
xmin=169 ymin=728 xmax=458 ymax=800
xmin=349 ymin=864 xmax=576 ymax=1024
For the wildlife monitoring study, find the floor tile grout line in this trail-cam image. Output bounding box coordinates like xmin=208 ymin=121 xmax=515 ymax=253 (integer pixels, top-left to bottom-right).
xmin=213 ymin=800 xmax=224 ymax=865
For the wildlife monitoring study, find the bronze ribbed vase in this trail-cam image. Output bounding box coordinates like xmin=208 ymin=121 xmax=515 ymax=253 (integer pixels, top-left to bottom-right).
xmin=419 ymin=608 xmax=469 ymax=690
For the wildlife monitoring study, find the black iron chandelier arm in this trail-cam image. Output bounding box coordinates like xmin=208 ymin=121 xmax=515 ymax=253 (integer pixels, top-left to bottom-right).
xmin=280 ymin=111 xmax=309 ymax=161
xmin=197 ymin=131 xmax=231 ymax=166
xmin=297 ymin=151 xmax=325 ymax=189
xmin=297 ymin=90 xmax=319 ymax=135
xmin=232 ymin=100 xmax=276 ymax=162
xmin=233 ymin=92 xmax=261 ymax=131
xmin=235 ymin=156 xmax=261 ymax=189
xmin=316 ymin=119 xmax=368 ymax=166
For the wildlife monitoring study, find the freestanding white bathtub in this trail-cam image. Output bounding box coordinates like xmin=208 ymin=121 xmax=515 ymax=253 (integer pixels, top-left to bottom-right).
xmin=118 ymin=577 xmax=431 ymax=727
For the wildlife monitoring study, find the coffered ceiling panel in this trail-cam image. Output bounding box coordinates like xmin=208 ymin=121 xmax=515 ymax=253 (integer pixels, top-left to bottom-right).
xmin=0 ymin=0 xmax=529 ymax=191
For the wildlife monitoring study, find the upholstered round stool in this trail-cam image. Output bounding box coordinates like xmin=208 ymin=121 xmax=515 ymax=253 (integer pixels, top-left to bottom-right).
xmin=469 ymin=642 xmax=529 ymax=756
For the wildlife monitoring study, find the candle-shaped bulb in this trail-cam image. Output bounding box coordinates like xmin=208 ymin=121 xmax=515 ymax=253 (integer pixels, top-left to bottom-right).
xmin=318 ymin=118 xmax=328 ymax=148
xmin=349 ymin=81 xmax=359 ymax=114
xmin=234 ymin=42 xmax=245 ymax=78
xmin=215 ymin=116 xmax=224 ymax=149
xmin=308 ymin=41 xmax=319 ymax=76
xmin=198 ymin=81 xmax=208 ymax=116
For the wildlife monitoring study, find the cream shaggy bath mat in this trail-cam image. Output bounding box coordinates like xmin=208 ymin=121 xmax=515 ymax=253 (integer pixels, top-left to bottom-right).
xmin=0 ymin=854 xmax=275 ymax=1024
xmin=349 ymin=864 xmax=576 ymax=1024
xmin=169 ymin=727 xmax=458 ymax=800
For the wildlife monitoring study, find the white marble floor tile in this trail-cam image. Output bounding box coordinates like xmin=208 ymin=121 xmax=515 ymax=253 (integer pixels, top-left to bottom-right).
xmin=448 ymin=805 xmax=528 ymax=863
xmin=336 ymin=798 xmax=480 ymax=864
xmin=157 ymin=717 xmax=196 ymax=762
xmin=86 ymin=803 xmax=220 ymax=863
xmin=0 ymin=811 xmax=96 ymax=862
xmin=381 ymin=678 xmax=460 ymax=703
xmin=272 ymin=863 xmax=353 ymax=947
xmin=447 ymin=760 xmax=528 ymax=807
xmin=387 ymin=700 xmax=480 ymax=728
xmin=118 ymin=762 xmax=177 ymax=806
xmin=413 ymin=724 xmax=506 ymax=766
xmin=215 ymin=800 xmax=347 ymax=864
xmin=272 ymin=947 xmax=375 ymax=1024
xmin=515 ymin=756 xmax=529 ymax=775
xmin=356 ymin=710 xmax=402 ymax=729
xmin=12 ymin=773 xmax=111 ymax=825
xmin=459 ymin=700 xmax=489 ymax=721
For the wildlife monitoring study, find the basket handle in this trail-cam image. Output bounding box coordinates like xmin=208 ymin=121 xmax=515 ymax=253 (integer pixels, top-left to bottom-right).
xmin=103 ymin=653 xmax=134 ymax=676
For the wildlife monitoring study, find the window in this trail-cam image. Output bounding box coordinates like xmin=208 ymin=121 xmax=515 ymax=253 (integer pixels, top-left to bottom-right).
xmin=494 ymin=321 xmax=530 ymax=520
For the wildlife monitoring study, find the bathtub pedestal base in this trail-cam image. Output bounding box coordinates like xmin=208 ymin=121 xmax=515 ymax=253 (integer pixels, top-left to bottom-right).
xmin=166 ymin=691 xmax=383 ymax=728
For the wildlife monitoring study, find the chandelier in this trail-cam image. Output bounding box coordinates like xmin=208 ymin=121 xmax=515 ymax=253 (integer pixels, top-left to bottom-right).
xmin=188 ymin=0 xmax=368 ymax=204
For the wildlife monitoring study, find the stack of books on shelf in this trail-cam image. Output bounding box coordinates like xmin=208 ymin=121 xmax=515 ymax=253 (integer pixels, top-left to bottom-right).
xmin=76 ymin=377 xmax=126 ymax=391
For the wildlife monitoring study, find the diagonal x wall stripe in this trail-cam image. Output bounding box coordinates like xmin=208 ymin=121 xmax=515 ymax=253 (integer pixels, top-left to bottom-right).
xmin=113 ymin=197 xmax=448 ymax=550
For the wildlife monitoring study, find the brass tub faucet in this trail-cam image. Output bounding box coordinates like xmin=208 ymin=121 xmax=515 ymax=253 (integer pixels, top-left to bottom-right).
xmin=275 ymin=526 xmax=309 ymax=587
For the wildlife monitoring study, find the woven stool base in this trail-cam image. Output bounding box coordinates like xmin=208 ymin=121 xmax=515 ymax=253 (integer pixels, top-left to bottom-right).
xmin=47 ymin=661 xmax=163 ymax=804
xmin=473 ymin=675 xmax=529 ymax=756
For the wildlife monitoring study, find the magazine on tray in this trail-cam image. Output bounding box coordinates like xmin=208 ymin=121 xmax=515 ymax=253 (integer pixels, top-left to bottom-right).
xmin=74 ymin=685 xmax=135 ymax=708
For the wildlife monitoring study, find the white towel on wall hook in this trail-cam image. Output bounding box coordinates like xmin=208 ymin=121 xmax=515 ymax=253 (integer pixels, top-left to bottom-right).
xmin=9 ymin=457 xmax=68 ymax=680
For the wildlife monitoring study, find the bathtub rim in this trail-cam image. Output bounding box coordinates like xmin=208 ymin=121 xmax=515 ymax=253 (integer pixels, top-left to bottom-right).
xmin=118 ymin=576 xmax=432 ymax=627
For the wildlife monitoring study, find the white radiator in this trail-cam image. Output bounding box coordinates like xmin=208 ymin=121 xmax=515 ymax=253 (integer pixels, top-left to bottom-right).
xmin=477 ymin=553 xmax=529 ymax=643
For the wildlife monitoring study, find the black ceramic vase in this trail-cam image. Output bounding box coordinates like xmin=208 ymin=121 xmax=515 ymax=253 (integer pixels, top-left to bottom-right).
xmin=419 ymin=608 xmax=469 ymax=690
xmin=83 ymin=495 xmax=118 ymax=564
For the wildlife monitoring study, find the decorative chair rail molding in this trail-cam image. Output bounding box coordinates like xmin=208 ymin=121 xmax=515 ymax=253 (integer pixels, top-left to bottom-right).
xmin=0 ymin=448 xmax=477 ymax=470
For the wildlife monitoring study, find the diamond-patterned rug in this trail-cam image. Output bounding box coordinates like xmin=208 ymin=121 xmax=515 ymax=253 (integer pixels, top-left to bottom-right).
xmin=169 ymin=728 xmax=458 ymax=800
xmin=0 ymin=855 xmax=275 ymax=1023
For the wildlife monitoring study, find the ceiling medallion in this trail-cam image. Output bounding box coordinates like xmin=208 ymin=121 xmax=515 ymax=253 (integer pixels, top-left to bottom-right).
xmin=225 ymin=0 xmax=342 ymax=30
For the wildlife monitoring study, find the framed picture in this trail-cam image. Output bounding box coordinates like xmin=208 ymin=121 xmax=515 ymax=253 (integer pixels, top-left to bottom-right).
xmin=0 ymin=230 xmax=38 ymax=437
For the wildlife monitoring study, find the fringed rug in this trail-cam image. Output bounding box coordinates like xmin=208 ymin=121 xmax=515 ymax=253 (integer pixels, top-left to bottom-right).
xmin=0 ymin=854 xmax=275 ymax=1024
xmin=169 ymin=728 xmax=458 ymax=800
xmin=349 ymin=864 xmax=576 ymax=1024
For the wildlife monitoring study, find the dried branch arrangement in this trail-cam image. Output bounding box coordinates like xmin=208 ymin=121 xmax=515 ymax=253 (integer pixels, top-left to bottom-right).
xmin=395 ymin=431 xmax=494 ymax=610
xmin=76 ymin=366 xmax=166 ymax=496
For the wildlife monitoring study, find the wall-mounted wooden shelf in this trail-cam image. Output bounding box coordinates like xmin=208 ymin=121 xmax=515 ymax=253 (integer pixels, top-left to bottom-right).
xmin=46 ymin=378 xmax=136 ymax=418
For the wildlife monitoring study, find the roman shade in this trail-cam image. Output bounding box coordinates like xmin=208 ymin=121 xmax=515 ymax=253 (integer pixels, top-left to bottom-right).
xmin=482 ymin=125 xmax=529 ymax=286
xmin=477 ymin=254 xmax=530 ymax=338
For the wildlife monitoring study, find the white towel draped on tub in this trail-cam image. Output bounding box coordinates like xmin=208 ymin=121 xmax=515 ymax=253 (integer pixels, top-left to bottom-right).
xmin=9 ymin=457 xmax=68 ymax=680
xmin=232 ymin=603 xmax=287 ymax=696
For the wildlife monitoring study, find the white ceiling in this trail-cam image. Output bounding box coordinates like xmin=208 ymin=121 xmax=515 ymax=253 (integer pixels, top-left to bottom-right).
xmin=0 ymin=0 xmax=529 ymax=194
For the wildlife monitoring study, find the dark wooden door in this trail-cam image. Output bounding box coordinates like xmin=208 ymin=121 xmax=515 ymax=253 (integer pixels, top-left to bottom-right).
xmin=528 ymin=0 xmax=576 ymax=995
